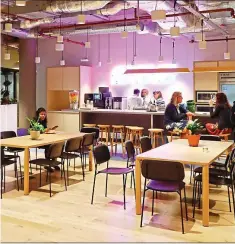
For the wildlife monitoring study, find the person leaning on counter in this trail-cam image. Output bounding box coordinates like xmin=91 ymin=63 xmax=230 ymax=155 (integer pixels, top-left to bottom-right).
xmin=150 ymin=91 xmax=165 ymax=108
xmin=141 ymin=88 xmax=150 ymax=107
xmin=164 ymin=91 xmax=194 ymax=130
xmin=127 ymin=89 xmax=143 ymax=110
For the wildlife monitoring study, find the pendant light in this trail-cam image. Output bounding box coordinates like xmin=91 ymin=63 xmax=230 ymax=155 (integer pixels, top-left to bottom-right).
xmin=77 ymin=0 xmax=85 ymax=24
xmin=35 ymin=27 xmax=40 ymax=64
xmin=131 ymin=32 xmax=135 ymax=65
xmin=107 ymin=34 xmax=112 ymax=64
xmin=151 ymin=0 xmax=166 ymax=22
xmin=224 ymin=37 xmax=230 ymax=60
xmin=121 ymin=1 xmax=128 ymax=38
xmin=81 ymin=46 xmax=89 ymax=62
xmin=97 ymin=34 xmax=101 ymax=67
xmin=55 ymin=15 xmax=64 ymax=51
xmin=85 ymin=28 xmax=91 ymax=48
xmin=57 ymin=15 xmax=63 ymax=43
xmin=199 ymin=19 xmax=206 ymax=49
xmin=172 ymin=39 xmax=176 ymax=64
xmin=60 ymin=51 xmax=65 ymax=66
xmin=158 ymin=36 xmax=164 ymax=62
xmin=4 ymin=36 xmax=10 ymax=60
xmin=16 ymin=0 xmax=26 ymax=6
xmin=136 ymin=0 xmax=141 ymax=32
xmin=5 ymin=0 xmax=12 ymax=33
xmin=170 ymin=0 xmax=180 ymax=37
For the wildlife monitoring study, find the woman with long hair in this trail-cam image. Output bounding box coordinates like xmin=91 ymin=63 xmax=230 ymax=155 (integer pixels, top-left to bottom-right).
xmin=164 ymin=91 xmax=193 ymax=130
xmin=206 ymin=92 xmax=233 ymax=135
xmin=35 ymin=107 xmax=48 ymax=132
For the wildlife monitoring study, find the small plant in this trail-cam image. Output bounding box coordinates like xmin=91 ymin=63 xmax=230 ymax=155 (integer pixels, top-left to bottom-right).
xmin=186 ymin=119 xmax=203 ymax=135
xmin=27 ymin=117 xmax=44 ymax=133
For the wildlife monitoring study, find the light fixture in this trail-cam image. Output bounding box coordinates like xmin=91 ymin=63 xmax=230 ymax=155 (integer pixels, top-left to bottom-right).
xmin=55 ymin=43 xmax=64 ymax=51
xmin=57 ymin=35 xmax=63 ymax=43
xmin=35 ymin=27 xmax=40 ymax=64
xmin=172 ymin=39 xmax=176 ymax=64
xmin=35 ymin=57 xmax=40 ymax=64
xmin=77 ymin=1 xmax=85 ymax=24
xmin=158 ymin=36 xmax=164 ymax=62
xmin=124 ymin=68 xmax=190 ymax=74
xmin=121 ymin=1 xmax=128 ymax=38
xmin=195 ymin=32 xmax=205 ymax=41
xmin=224 ymin=37 xmax=230 ymax=60
xmin=199 ymin=19 xmax=207 ymax=50
xmin=170 ymin=1 xmax=180 ymax=37
xmin=151 ymin=10 xmax=166 ymax=21
xmin=81 ymin=42 xmax=89 ymax=62
xmin=85 ymin=28 xmax=91 ymax=48
xmin=16 ymin=0 xmax=26 ymax=6
xmin=60 ymin=60 xmax=65 ymax=66
xmin=107 ymin=33 xmax=112 ymax=64
xmin=4 ymin=53 xmax=10 ymax=60
xmin=55 ymin=15 xmax=64 ymax=51
xmin=5 ymin=1 xmax=12 ymax=33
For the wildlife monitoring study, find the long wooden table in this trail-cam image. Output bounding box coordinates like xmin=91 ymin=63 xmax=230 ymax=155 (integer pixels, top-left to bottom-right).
xmin=1 ymin=132 xmax=92 ymax=195
xmin=135 ymin=139 xmax=234 ymax=227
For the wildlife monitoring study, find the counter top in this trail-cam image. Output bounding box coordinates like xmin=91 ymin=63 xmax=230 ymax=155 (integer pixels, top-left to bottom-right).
xmin=49 ymin=108 xmax=211 ymax=117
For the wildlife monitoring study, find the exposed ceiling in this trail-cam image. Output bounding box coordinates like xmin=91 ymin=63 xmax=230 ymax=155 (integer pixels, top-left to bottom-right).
xmin=1 ymin=0 xmax=235 ymax=45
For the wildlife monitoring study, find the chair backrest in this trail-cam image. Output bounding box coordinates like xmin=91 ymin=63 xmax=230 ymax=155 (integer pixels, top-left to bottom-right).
xmin=17 ymin=128 xmax=28 ymax=137
xmin=82 ymin=133 xmax=95 ymax=147
xmin=200 ymin=135 xmax=221 ymax=141
xmin=1 ymin=146 xmax=5 ymax=159
xmin=228 ymin=147 xmax=235 ymax=169
xmin=65 ymin=137 xmax=83 ymax=152
xmin=1 ymin=131 xmax=17 ymax=139
xmin=45 ymin=142 xmax=64 ymax=160
xmin=140 ymin=136 xmax=152 ymax=153
xmin=93 ymin=144 xmax=110 ymax=165
xmin=125 ymin=140 xmax=135 ymax=159
xmin=81 ymin=127 xmax=99 ymax=140
xmin=141 ymin=160 xmax=185 ymax=182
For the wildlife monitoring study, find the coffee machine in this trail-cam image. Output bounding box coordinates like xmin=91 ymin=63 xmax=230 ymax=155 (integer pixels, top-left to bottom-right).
xmin=113 ymin=97 xmax=127 ymax=110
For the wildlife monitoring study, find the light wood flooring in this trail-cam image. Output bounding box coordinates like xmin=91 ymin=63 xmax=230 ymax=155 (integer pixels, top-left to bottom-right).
xmin=1 ymin=149 xmax=235 ymax=242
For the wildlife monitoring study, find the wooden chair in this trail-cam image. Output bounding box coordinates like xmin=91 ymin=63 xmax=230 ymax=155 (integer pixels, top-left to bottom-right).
xmin=148 ymin=128 xmax=164 ymax=148
xmin=111 ymin=125 xmax=125 ymax=157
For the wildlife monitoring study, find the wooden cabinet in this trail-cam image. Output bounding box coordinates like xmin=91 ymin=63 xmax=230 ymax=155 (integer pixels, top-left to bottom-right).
xmin=47 ymin=112 xmax=80 ymax=133
xmin=47 ymin=68 xmax=63 ymax=90
xmin=62 ymin=67 xmax=80 ymax=90
xmin=218 ymin=61 xmax=235 ymax=67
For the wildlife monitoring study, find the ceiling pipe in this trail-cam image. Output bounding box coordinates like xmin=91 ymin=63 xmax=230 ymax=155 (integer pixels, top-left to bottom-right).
xmin=191 ymin=37 xmax=235 ymax=43
xmin=40 ymin=8 xmax=235 ymax=33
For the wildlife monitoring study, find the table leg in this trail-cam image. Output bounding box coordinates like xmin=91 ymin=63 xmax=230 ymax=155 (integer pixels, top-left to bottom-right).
xmin=150 ymin=114 xmax=153 ymax=129
xmin=202 ymin=165 xmax=209 ymax=226
xmin=89 ymin=145 xmax=93 ymax=171
xmin=135 ymin=158 xmax=141 ymax=215
xmin=24 ymin=148 xmax=30 ymax=195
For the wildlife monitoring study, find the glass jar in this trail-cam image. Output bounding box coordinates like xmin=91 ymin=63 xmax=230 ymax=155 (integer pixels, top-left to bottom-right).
xmin=69 ymin=90 xmax=79 ymax=110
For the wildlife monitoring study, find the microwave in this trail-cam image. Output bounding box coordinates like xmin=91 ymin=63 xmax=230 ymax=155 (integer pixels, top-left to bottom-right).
xmin=195 ymin=104 xmax=213 ymax=113
xmin=196 ymin=91 xmax=217 ymax=103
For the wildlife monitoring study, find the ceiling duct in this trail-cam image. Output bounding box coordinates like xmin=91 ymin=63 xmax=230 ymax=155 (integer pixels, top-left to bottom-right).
xmin=46 ymin=0 xmax=111 ymax=13
xmin=20 ymin=18 xmax=53 ymax=29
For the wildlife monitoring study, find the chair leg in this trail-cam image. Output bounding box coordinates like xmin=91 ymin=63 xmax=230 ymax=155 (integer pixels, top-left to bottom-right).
xmin=152 ymin=191 xmax=155 ymax=216
xmin=192 ymin=178 xmax=196 ymax=207
xmin=1 ymin=166 xmax=3 ymax=199
xmin=132 ymin=171 xmax=136 ymax=200
xmin=230 ymin=184 xmax=235 ymax=219
xmin=123 ymin=174 xmax=127 ymax=210
xmin=4 ymin=166 xmax=6 ymax=191
xmin=156 ymin=191 xmax=158 ymax=199
xmin=179 ymin=190 xmax=185 ymax=234
xmin=18 ymin=156 xmax=23 ymax=184
xmin=190 ymin=165 xmax=193 ymax=185
xmin=81 ymin=156 xmax=85 ymax=181
xmin=198 ymin=182 xmax=202 ymax=209
xmin=63 ymin=163 xmax=67 ymax=191
xmin=227 ymin=185 xmax=232 ymax=212
xmin=49 ymin=169 xmax=52 ymax=197
xmin=91 ymin=173 xmax=97 ymax=204
xmin=183 ymin=186 xmax=188 ymax=221
xmin=193 ymin=181 xmax=198 ymax=218
xmin=105 ymin=174 xmax=108 ymax=197
xmin=140 ymin=188 xmax=147 ymax=227
xmin=39 ymin=166 xmax=42 ymax=187
xmin=74 ymin=158 xmax=76 ymax=171
xmin=67 ymin=159 xmax=69 ymax=186
xmin=15 ymin=163 xmax=19 ymax=191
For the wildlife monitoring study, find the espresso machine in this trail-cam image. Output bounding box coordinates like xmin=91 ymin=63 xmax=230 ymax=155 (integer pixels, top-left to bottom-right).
xmin=113 ymin=97 xmax=128 ymax=110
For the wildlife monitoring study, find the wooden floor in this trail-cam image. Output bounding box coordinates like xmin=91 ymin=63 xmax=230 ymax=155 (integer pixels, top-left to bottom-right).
xmin=1 ymin=149 xmax=235 ymax=242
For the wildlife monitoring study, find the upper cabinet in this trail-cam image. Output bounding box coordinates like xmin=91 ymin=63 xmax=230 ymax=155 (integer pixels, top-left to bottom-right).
xmin=47 ymin=67 xmax=80 ymax=91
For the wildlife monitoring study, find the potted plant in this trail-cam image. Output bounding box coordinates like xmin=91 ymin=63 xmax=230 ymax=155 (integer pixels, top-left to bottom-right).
xmin=186 ymin=119 xmax=203 ymax=147
xmin=27 ymin=118 xmax=44 ymax=140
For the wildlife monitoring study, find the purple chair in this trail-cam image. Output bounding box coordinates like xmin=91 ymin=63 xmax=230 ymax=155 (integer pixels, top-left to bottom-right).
xmin=140 ymin=160 xmax=188 ymax=234
xmin=91 ymin=144 xmax=135 ymax=210
xmin=17 ymin=128 xmax=28 ymax=137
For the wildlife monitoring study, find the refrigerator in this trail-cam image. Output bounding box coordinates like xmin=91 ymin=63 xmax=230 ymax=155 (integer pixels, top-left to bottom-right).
xmin=219 ymin=72 xmax=235 ymax=105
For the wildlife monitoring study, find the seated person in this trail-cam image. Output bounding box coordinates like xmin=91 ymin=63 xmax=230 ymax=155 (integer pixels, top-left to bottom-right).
xmin=141 ymin=88 xmax=150 ymax=108
xmin=164 ymin=91 xmax=193 ymax=131
xmin=206 ymin=93 xmax=233 ymax=135
xmin=127 ymin=89 xmax=142 ymax=110
xmin=150 ymin=91 xmax=165 ymax=109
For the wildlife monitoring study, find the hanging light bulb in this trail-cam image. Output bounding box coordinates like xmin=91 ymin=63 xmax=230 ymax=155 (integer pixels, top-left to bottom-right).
xmin=199 ymin=19 xmax=206 ymax=50
xmin=55 ymin=43 xmax=64 ymax=51
xmin=77 ymin=1 xmax=85 ymax=24
xmin=224 ymin=37 xmax=230 ymax=60
xmin=172 ymin=39 xmax=176 ymax=64
xmin=158 ymin=36 xmax=164 ymax=62
xmin=170 ymin=2 xmax=180 ymax=37
xmin=151 ymin=10 xmax=166 ymax=21
xmin=57 ymin=35 xmax=63 ymax=43
xmin=121 ymin=1 xmax=128 ymax=38
xmin=5 ymin=23 xmax=12 ymax=32
xmin=60 ymin=60 xmax=65 ymax=66
xmin=35 ymin=28 xmax=40 ymax=63
xmin=16 ymin=0 xmax=26 ymax=6
xmin=55 ymin=15 xmax=64 ymax=51
xmin=35 ymin=57 xmax=40 ymax=64
xmin=121 ymin=30 xmax=128 ymax=39
xmin=4 ymin=53 xmax=10 ymax=60
xmin=195 ymin=32 xmax=205 ymax=41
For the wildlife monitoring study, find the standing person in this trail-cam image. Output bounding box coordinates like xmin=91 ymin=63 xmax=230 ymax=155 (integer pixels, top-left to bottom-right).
xmin=206 ymin=93 xmax=233 ymax=135
xmin=141 ymin=88 xmax=150 ymax=107
xmin=127 ymin=89 xmax=142 ymax=110
xmin=150 ymin=91 xmax=165 ymax=109
xmin=164 ymin=91 xmax=193 ymax=130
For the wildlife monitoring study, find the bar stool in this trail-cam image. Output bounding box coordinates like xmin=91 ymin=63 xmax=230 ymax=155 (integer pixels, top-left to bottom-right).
xmin=148 ymin=128 xmax=164 ymax=148
xmin=125 ymin=126 xmax=135 ymax=141
xmin=111 ymin=125 xmax=125 ymax=157
xmin=83 ymin=124 xmax=96 ymax=127
xmin=168 ymin=131 xmax=182 ymax=142
xmin=97 ymin=125 xmax=111 ymax=146
xmin=129 ymin=126 xmax=144 ymax=154
xmin=219 ymin=133 xmax=230 ymax=142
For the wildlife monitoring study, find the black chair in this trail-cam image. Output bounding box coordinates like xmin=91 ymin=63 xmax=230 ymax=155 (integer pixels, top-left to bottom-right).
xmin=193 ymin=158 xmax=235 ymax=219
xmin=125 ymin=140 xmax=136 ymax=188
xmin=140 ymin=136 xmax=152 ymax=153
xmin=29 ymin=142 xmax=66 ymax=197
xmin=80 ymin=127 xmax=99 ymax=145
xmin=91 ymin=144 xmax=135 ymax=210
xmin=1 ymin=131 xmax=23 ymax=180
xmin=60 ymin=137 xmax=84 ymax=185
xmin=140 ymin=160 xmax=188 ymax=234
xmin=1 ymin=147 xmax=20 ymax=198
xmin=80 ymin=133 xmax=95 ymax=168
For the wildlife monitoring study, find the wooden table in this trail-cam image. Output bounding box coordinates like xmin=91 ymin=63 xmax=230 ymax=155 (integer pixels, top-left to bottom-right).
xmin=1 ymin=132 xmax=93 ymax=195
xmin=135 ymin=139 xmax=234 ymax=227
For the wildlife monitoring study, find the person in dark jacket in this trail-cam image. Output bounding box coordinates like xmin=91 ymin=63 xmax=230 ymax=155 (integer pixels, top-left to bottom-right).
xmin=164 ymin=91 xmax=193 ymax=130
xmin=206 ymin=92 xmax=233 ymax=135
xmin=35 ymin=107 xmax=48 ymax=132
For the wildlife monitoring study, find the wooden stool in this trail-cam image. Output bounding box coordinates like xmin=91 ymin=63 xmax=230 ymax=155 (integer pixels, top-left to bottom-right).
xmin=83 ymin=124 xmax=96 ymax=127
xmin=111 ymin=125 xmax=125 ymax=157
xmin=219 ymin=133 xmax=230 ymax=142
xmin=97 ymin=125 xmax=110 ymax=146
xmin=129 ymin=126 xmax=144 ymax=153
xmin=168 ymin=131 xmax=180 ymax=142
xmin=125 ymin=126 xmax=135 ymax=141
xmin=148 ymin=128 xmax=164 ymax=148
